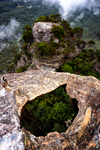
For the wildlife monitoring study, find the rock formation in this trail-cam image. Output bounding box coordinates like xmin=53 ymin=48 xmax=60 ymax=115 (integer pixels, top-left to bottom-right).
xmin=15 ymin=22 xmax=86 ymax=72
xmin=0 ymin=70 xmax=100 ymax=149
xmin=32 ymin=22 xmax=60 ymax=43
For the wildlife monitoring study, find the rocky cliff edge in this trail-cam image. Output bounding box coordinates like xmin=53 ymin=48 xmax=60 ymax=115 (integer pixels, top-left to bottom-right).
xmin=0 ymin=70 xmax=100 ymax=149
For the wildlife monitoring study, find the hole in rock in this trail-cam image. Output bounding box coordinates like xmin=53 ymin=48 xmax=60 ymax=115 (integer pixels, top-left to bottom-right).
xmin=20 ymin=85 xmax=78 ymax=136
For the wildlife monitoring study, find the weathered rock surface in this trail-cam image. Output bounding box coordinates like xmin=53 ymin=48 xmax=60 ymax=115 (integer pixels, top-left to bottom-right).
xmin=0 ymin=70 xmax=100 ymax=149
xmin=32 ymin=22 xmax=60 ymax=43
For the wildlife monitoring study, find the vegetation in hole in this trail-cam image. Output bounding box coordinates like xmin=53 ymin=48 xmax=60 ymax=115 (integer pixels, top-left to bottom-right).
xmin=20 ymin=86 xmax=75 ymax=136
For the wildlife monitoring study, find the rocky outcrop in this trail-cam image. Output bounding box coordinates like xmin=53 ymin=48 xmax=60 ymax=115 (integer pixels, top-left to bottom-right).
xmin=32 ymin=22 xmax=60 ymax=43
xmin=0 ymin=70 xmax=100 ymax=149
xmin=15 ymin=22 xmax=86 ymax=72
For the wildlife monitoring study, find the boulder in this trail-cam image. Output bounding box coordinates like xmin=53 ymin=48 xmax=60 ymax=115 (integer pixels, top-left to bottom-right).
xmin=0 ymin=70 xmax=100 ymax=149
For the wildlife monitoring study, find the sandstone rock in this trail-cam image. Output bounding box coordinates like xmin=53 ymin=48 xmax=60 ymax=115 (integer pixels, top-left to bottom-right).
xmin=32 ymin=22 xmax=60 ymax=43
xmin=0 ymin=70 xmax=100 ymax=149
xmin=16 ymin=54 xmax=29 ymax=69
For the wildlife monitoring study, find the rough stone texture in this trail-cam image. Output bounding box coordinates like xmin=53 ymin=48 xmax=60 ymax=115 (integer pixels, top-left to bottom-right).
xmin=32 ymin=22 xmax=60 ymax=43
xmin=0 ymin=70 xmax=100 ymax=149
xmin=16 ymin=54 xmax=31 ymax=70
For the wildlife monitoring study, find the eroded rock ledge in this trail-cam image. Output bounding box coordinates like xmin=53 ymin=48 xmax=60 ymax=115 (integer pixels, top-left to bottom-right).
xmin=0 ymin=70 xmax=100 ymax=150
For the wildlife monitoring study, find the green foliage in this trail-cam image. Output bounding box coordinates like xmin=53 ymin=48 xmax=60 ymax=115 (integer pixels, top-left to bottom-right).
xmin=75 ymin=39 xmax=82 ymax=47
xmin=47 ymin=102 xmax=72 ymax=123
xmin=0 ymin=43 xmax=21 ymax=74
xmin=50 ymin=13 xmax=61 ymax=22
xmin=36 ymin=42 xmax=57 ymax=57
xmin=73 ymin=27 xmax=83 ymax=38
xmin=71 ymin=45 xmax=75 ymax=51
xmin=59 ymin=64 xmax=73 ymax=73
xmin=34 ymin=15 xmax=51 ymax=23
xmin=88 ymin=40 xmax=95 ymax=47
xmin=68 ymin=8 xmax=100 ymax=49
xmin=52 ymin=123 xmax=64 ymax=133
xmin=68 ymin=52 xmax=94 ymax=74
xmin=61 ymin=20 xmax=73 ymax=35
xmin=0 ymin=0 xmax=59 ymax=27
xmin=52 ymin=25 xmax=65 ymax=40
xmin=34 ymin=13 xmax=61 ymax=24
xmin=0 ymin=0 xmax=60 ymax=74
xmin=64 ymin=46 xmax=71 ymax=54
xmin=22 ymin=86 xmax=74 ymax=136
xmin=57 ymin=48 xmax=100 ymax=80
xmin=22 ymin=25 xmax=33 ymax=43
xmin=50 ymin=41 xmax=59 ymax=48
xmin=6 ymin=63 xmax=15 ymax=73
xmin=16 ymin=65 xmax=29 ymax=73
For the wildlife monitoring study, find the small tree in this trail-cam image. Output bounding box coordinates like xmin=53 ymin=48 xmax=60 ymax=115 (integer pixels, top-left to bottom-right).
xmin=22 ymin=25 xmax=33 ymax=44
xmin=73 ymin=27 xmax=83 ymax=38
xmin=52 ymin=25 xmax=65 ymax=40
xmin=60 ymin=64 xmax=73 ymax=73
xmin=88 ymin=40 xmax=95 ymax=47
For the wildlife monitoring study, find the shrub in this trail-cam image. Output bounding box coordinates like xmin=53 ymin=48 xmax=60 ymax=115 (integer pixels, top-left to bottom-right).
xmin=34 ymin=14 xmax=61 ymax=24
xmin=50 ymin=41 xmax=59 ymax=48
xmin=71 ymin=45 xmax=75 ymax=50
xmin=6 ymin=63 xmax=15 ymax=73
xmin=75 ymin=39 xmax=82 ymax=47
xmin=50 ymin=13 xmax=61 ymax=22
xmin=88 ymin=40 xmax=95 ymax=47
xmin=61 ymin=20 xmax=72 ymax=34
xmin=73 ymin=27 xmax=83 ymax=38
xmin=16 ymin=65 xmax=28 ymax=73
xmin=22 ymin=25 xmax=33 ymax=43
xmin=34 ymin=15 xmax=50 ymax=23
xmin=64 ymin=46 xmax=71 ymax=54
xmin=36 ymin=42 xmax=56 ymax=57
xmin=52 ymin=25 xmax=65 ymax=40
xmin=60 ymin=64 xmax=73 ymax=73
